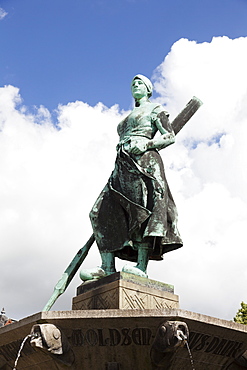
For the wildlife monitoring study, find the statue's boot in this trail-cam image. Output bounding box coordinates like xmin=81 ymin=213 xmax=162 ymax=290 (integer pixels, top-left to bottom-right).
xmin=122 ymin=244 xmax=149 ymax=278
xmin=122 ymin=264 xmax=148 ymax=278
xmin=80 ymin=267 xmax=106 ymax=281
xmin=80 ymin=252 xmax=116 ymax=281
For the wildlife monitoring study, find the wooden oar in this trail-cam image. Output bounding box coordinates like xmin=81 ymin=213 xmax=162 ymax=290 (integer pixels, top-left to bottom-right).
xmin=42 ymin=234 xmax=95 ymax=311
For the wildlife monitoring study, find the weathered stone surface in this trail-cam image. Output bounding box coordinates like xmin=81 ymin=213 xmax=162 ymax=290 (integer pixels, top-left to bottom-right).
xmin=1 ymin=309 xmax=247 ymax=369
xmin=72 ymin=272 xmax=178 ymax=310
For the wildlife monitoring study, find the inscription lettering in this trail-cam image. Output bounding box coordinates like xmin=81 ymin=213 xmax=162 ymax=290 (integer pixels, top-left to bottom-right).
xmin=121 ymin=328 xmax=132 ymax=346
xmin=1 ymin=328 xmax=243 ymax=362
xmin=109 ymin=329 xmax=121 ymax=346
xmin=71 ymin=327 xmax=153 ymax=347
xmin=72 ymin=329 xmax=84 ymax=346
xmin=0 ymin=339 xmax=35 ymax=362
xmin=86 ymin=329 xmax=98 ymax=346
xmin=189 ymin=331 xmax=244 ymax=358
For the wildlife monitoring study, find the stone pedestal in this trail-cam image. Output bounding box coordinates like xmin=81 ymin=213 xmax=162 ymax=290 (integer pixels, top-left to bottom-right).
xmin=72 ymin=272 xmax=179 ymax=310
xmin=1 ymin=272 xmax=247 ymax=369
xmin=2 ymin=309 xmax=247 ymax=370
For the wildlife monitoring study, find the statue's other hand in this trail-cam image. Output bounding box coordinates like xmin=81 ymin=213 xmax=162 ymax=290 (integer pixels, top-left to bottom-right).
xmin=129 ymin=140 xmax=147 ymax=155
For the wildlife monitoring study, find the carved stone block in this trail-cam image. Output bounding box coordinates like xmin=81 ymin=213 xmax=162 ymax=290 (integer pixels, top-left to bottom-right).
xmin=72 ymin=272 xmax=179 ymax=310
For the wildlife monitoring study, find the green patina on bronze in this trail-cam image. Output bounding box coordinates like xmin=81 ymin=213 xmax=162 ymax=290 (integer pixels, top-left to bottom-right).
xmin=43 ymin=75 xmax=202 ymax=311
xmin=89 ymin=75 xmax=195 ymax=277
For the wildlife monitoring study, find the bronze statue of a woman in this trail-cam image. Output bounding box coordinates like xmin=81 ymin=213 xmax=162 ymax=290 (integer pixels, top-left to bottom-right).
xmin=43 ymin=76 xmax=202 ymax=310
xmin=82 ymin=74 xmax=183 ymax=280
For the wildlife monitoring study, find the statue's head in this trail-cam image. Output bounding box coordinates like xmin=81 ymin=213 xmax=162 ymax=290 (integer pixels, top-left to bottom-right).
xmin=131 ymin=74 xmax=153 ymax=99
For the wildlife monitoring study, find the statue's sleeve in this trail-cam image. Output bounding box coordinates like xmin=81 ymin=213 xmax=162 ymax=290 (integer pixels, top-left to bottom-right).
xmin=151 ymin=105 xmax=174 ymax=135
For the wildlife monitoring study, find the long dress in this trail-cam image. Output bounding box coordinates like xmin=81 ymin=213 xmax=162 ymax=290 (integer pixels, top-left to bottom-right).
xmin=89 ymin=101 xmax=183 ymax=262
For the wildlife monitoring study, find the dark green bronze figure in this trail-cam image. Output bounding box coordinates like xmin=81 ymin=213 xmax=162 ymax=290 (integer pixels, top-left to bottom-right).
xmin=82 ymin=74 xmax=183 ymax=279
xmin=43 ymin=77 xmax=202 ymax=311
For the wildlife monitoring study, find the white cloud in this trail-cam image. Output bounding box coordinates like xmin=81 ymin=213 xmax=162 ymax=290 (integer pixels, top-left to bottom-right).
xmin=1 ymin=36 xmax=247 ymax=322
xmin=151 ymin=36 xmax=247 ymax=319
xmin=0 ymin=7 xmax=7 ymax=20
xmin=0 ymin=87 xmax=123 ymax=318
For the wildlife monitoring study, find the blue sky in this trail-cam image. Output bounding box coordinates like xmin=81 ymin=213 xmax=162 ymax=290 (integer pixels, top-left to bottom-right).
xmin=1 ymin=0 xmax=247 ymax=112
xmin=1 ymin=1 xmax=247 ymax=321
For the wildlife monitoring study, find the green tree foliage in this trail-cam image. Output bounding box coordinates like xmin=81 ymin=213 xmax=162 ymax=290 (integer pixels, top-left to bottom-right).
xmin=234 ymin=302 xmax=247 ymax=324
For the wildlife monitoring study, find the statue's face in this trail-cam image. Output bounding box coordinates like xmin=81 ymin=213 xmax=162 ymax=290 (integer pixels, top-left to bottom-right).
xmin=131 ymin=78 xmax=148 ymax=100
